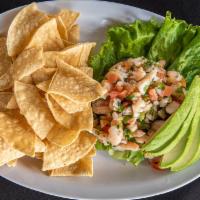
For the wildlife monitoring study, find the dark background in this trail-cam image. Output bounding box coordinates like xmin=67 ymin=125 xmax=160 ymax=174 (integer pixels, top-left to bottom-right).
xmin=0 ymin=0 xmax=200 ymax=200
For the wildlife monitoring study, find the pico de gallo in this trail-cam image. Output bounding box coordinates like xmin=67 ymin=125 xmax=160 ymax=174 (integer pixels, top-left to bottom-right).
xmin=92 ymin=57 xmax=186 ymax=166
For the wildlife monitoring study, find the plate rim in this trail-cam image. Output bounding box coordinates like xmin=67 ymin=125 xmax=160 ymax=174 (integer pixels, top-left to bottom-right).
xmin=0 ymin=1 xmax=199 ymax=200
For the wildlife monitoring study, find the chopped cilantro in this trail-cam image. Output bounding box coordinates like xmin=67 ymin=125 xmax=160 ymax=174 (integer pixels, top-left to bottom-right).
xmin=176 ymin=87 xmax=183 ymax=94
xmin=157 ymin=82 xmax=165 ymax=90
xmin=124 ymin=128 xmax=133 ymax=140
xmin=139 ymin=120 xmax=150 ymax=130
xmin=143 ymin=84 xmax=149 ymax=93
xmin=139 ymin=112 xmax=146 ymax=121
xmin=123 ymin=115 xmax=132 ymax=124
xmin=117 ymin=104 xmax=124 ymax=112
xmin=126 ymin=94 xmax=135 ymax=100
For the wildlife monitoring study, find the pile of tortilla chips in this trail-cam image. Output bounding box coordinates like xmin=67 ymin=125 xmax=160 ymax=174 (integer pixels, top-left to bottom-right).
xmin=0 ymin=3 xmax=105 ymax=177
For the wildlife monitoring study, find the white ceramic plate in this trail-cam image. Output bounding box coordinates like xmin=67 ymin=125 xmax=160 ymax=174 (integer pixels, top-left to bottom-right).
xmin=0 ymin=1 xmax=200 ymax=199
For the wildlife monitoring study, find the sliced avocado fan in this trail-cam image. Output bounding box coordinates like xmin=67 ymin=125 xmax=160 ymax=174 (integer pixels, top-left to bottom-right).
xmin=160 ymin=104 xmax=200 ymax=170
xmin=169 ymin=99 xmax=200 ymax=171
xmin=142 ymin=76 xmax=200 ymax=152
xmin=149 ymin=92 xmax=198 ymax=157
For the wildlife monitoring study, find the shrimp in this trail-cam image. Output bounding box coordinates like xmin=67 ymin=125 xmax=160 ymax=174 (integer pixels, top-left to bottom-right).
xmin=132 ymin=130 xmax=146 ymax=137
xmin=135 ymin=135 xmax=148 ymax=144
xmin=137 ymin=68 xmax=158 ymax=94
xmin=92 ymin=99 xmax=111 ymax=114
xmin=148 ymin=88 xmax=158 ymax=101
xmin=131 ymin=67 xmax=146 ymax=81
xmin=127 ymin=123 xmax=138 ymax=132
xmin=108 ymin=126 xmax=123 ymax=146
xmin=101 ymin=80 xmax=112 ymax=92
xmin=166 ymin=101 xmax=180 ymax=114
xmin=167 ymin=71 xmax=182 ymax=83
xmin=130 ymin=57 xmax=146 ymax=67
xmin=106 ymin=70 xmax=120 ymax=83
xmin=132 ymin=97 xmax=146 ymax=118
xmin=151 ymin=120 xmax=165 ymax=132
xmin=117 ymin=142 xmax=140 ymax=151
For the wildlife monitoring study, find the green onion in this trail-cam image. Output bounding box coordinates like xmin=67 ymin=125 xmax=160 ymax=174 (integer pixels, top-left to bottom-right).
xmin=157 ymin=82 xmax=165 ymax=90
xmin=126 ymin=94 xmax=135 ymax=100
xmin=123 ymin=115 xmax=132 ymax=124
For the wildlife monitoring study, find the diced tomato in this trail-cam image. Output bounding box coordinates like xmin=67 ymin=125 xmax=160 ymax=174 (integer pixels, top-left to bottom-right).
xmin=122 ymin=101 xmax=130 ymax=107
xmin=115 ymin=84 xmax=123 ymax=92
xmin=123 ymin=61 xmax=132 ymax=70
xmin=118 ymin=90 xmax=128 ymax=99
xmin=162 ymin=85 xmax=173 ymax=97
xmin=111 ymin=119 xmax=118 ymax=126
xmin=106 ymin=71 xmax=120 ymax=84
xmin=102 ymin=125 xmax=110 ymax=133
xmin=109 ymin=90 xmax=120 ymax=99
xmin=123 ymin=83 xmax=135 ymax=95
xmin=157 ymin=71 xmax=165 ymax=80
xmin=109 ymin=90 xmax=128 ymax=99
xmin=149 ymin=157 xmax=165 ymax=171
xmin=148 ymin=88 xmax=158 ymax=101
xmin=180 ymin=79 xmax=186 ymax=88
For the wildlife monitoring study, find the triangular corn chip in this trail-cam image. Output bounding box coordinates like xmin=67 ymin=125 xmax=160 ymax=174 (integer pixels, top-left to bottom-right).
xmin=7 ymin=3 xmax=49 ymax=57
xmin=14 ymin=81 xmax=55 ymax=139
xmin=44 ymin=42 xmax=96 ymax=68
xmin=0 ymin=137 xmax=24 ymax=167
xmin=0 ymin=111 xmax=35 ymax=156
xmin=42 ymin=131 xmax=96 ymax=171
xmin=48 ymin=59 xmax=105 ymax=103
xmin=25 ymin=18 xmax=64 ymax=51
xmin=12 ymin=47 xmax=44 ymax=81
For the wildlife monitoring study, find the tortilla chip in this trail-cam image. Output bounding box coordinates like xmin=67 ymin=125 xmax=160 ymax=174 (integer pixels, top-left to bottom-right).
xmin=25 ymin=18 xmax=64 ymax=51
xmin=7 ymin=159 xmax=17 ymax=167
xmin=42 ymin=131 xmax=96 ymax=171
xmin=6 ymin=95 xmax=18 ymax=109
xmin=12 ymin=47 xmax=44 ymax=81
xmin=0 ymin=111 xmax=35 ymax=156
xmin=35 ymin=136 xmax=46 ymax=153
xmin=47 ymin=123 xmax=80 ymax=147
xmin=57 ymin=9 xmax=79 ymax=30
xmin=79 ymin=66 xmax=93 ymax=78
xmin=49 ymin=156 xmax=93 ymax=177
xmin=87 ymin=147 xmax=96 ymax=157
xmin=14 ymin=81 xmax=55 ymax=139
xmin=0 ymin=38 xmax=12 ymax=77
xmin=56 ymin=16 xmax=68 ymax=41
xmin=44 ymin=42 xmax=96 ymax=68
xmin=51 ymin=94 xmax=88 ymax=113
xmin=48 ymin=59 xmax=105 ymax=103
xmin=32 ymin=68 xmax=56 ymax=84
xmin=7 ymin=3 xmax=49 ymax=57
xmin=68 ymin=24 xmax=80 ymax=44
xmin=35 ymin=152 xmax=43 ymax=160
xmin=46 ymin=94 xmax=93 ymax=131
xmin=21 ymin=75 xmax=33 ymax=84
xmin=0 ymin=137 xmax=24 ymax=167
xmin=36 ymin=79 xmax=51 ymax=92
xmin=0 ymin=92 xmax=12 ymax=111
xmin=0 ymin=72 xmax=12 ymax=91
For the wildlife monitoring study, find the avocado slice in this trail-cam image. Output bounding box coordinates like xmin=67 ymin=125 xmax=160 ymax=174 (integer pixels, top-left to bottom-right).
xmin=143 ymin=76 xmax=200 ymax=152
xmin=149 ymin=95 xmax=198 ymax=157
xmin=160 ymin=133 xmax=187 ymax=169
xmin=170 ymin=103 xmax=200 ymax=171
xmin=160 ymin=93 xmax=200 ymax=170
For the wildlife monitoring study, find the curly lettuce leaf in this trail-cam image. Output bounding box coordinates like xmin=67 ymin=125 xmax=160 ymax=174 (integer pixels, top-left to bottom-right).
xmin=168 ymin=28 xmax=200 ymax=86
xmin=148 ymin=12 xmax=196 ymax=65
xmin=96 ymin=141 xmax=144 ymax=166
xmin=108 ymin=149 xmax=144 ymax=166
xmin=90 ymin=19 xmax=160 ymax=81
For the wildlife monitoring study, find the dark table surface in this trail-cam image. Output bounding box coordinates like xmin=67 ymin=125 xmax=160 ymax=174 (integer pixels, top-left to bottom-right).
xmin=0 ymin=0 xmax=200 ymax=200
